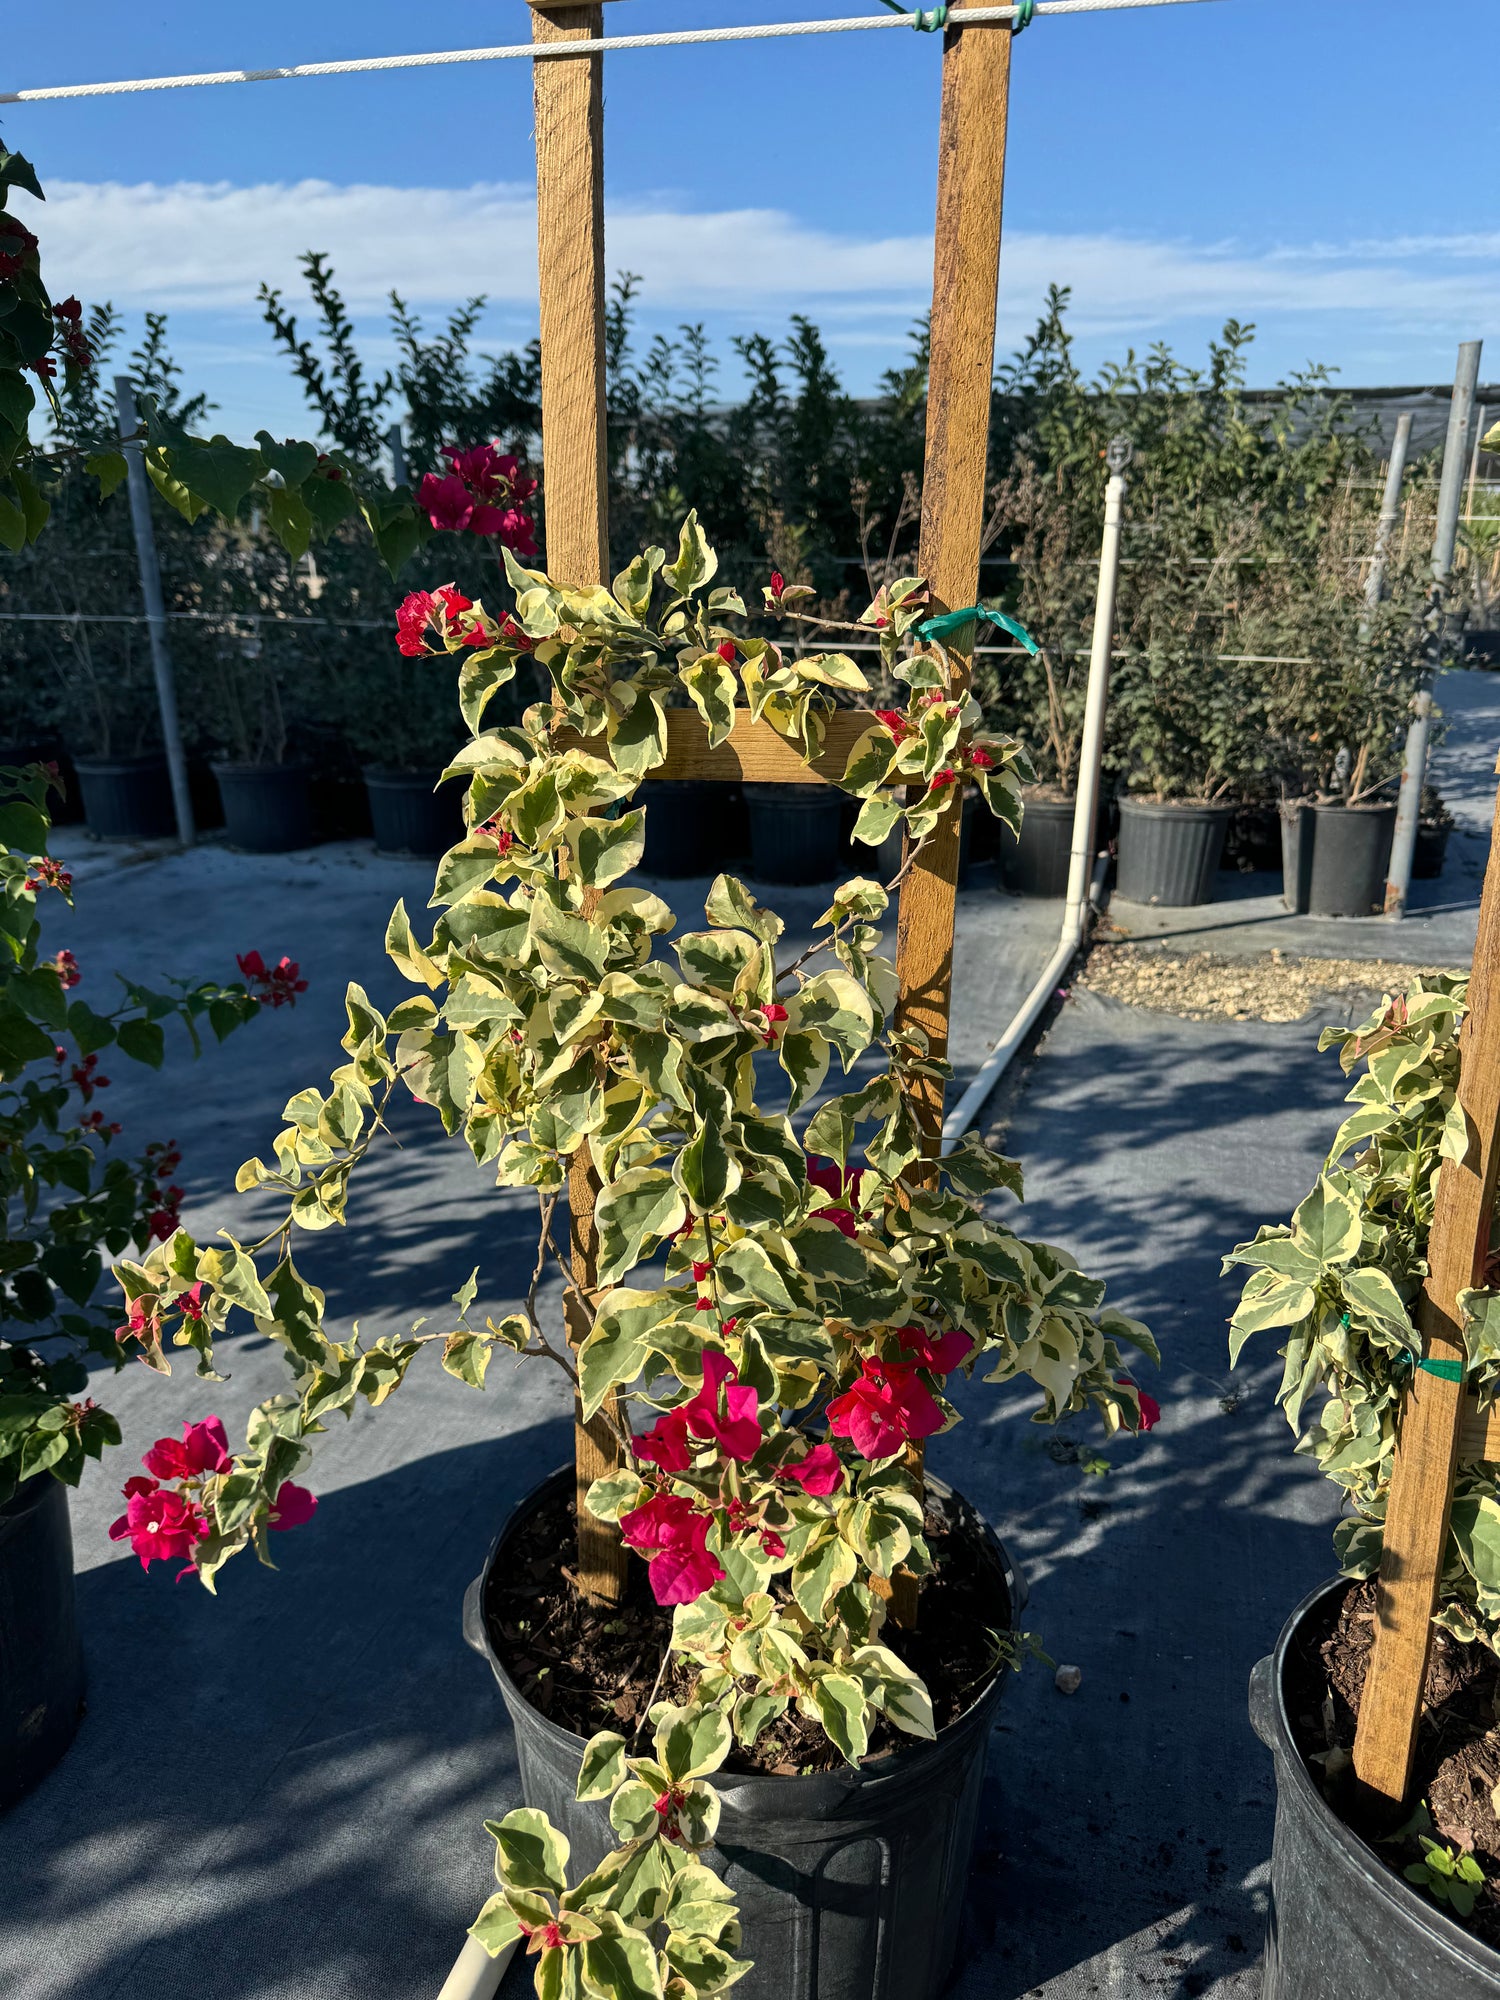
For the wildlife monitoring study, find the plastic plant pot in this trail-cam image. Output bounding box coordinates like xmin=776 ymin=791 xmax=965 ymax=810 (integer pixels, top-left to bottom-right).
xmin=1305 ymin=803 xmax=1397 ymax=918
xmin=641 ymin=780 xmax=738 ymax=878
xmin=1115 ymin=800 xmax=1231 ymax=907
xmin=745 ymin=783 xmax=844 ymax=885
xmin=0 ymin=1475 xmax=85 ymax=1811
xmin=363 ymin=767 xmax=465 ymax=858
xmin=1250 ymin=1578 xmax=1500 ymax=1999
xmin=464 ymin=1464 xmax=1026 ymax=2000
xmin=73 ymin=755 xmax=176 ymax=841
xmin=211 ymin=762 xmax=315 ymax=854
xmin=998 ymin=794 xmax=1075 ymax=898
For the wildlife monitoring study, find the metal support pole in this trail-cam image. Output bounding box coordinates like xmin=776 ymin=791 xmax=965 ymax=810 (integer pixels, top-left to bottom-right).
xmin=1361 ymin=409 xmax=1412 ymax=628
xmin=385 ymin=422 xmax=407 ymax=489
xmin=113 ymin=376 xmax=194 ymax=847
xmin=1062 ymin=438 xmax=1130 ymax=931
xmin=1386 ymin=340 xmax=1482 ymax=918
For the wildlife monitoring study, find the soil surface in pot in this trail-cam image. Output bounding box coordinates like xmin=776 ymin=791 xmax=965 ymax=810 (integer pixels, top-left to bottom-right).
xmin=483 ymin=1489 xmax=1010 ymax=1775
xmin=1286 ymin=1577 xmax=1500 ymax=1947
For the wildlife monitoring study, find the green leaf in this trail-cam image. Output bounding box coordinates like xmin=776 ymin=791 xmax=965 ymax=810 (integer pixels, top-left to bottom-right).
xmin=654 ymin=1702 xmax=731 ymax=1782
xmin=468 ymin=1892 xmax=524 ymax=1958
xmin=170 ymin=435 xmax=263 ymax=519
xmin=576 ymin=1730 xmax=629 ymax=1802
xmin=676 ymin=1120 xmax=741 ymax=1215
xmin=262 ymin=483 xmax=313 ymax=563
xmin=663 ymin=510 xmax=718 ymax=596
xmin=1339 ymin=1267 xmax=1414 ymax=1342
xmin=581 ymin=1924 xmax=665 ymax=2000
xmin=595 ymin=1169 xmax=687 ymax=1288
xmin=458 ymin=649 xmax=518 ymax=733
xmin=568 ymin=811 xmax=646 ymax=893
xmin=65 ymin=1000 xmax=117 ymax=1055
xmin=116 ymin=1018 xmax=165 ymax=1068
xmin=84 ymin=449 xmax=129 ymax=500
xmin=1290 ymin=1176 xmax=1362 ymax=1268
xmin=576 ymin=1287 xmax=671 ymax=1420
xmin=385 ymin=902 xmax=445 ymax=989
xmin=810 ymin=1671 xmax=869 ymax=1763
xmin=679 ymin=655 xmax=738 ymax=748
xmin=491 ymin=1806 xmax=570 ymax=1894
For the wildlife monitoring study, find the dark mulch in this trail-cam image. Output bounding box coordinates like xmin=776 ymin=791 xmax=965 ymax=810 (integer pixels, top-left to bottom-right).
xmin=482 ymin=1486 xmax=1011 ymax=1775
xmin=1286 ymin=1578 xmax=1500 ymax=1951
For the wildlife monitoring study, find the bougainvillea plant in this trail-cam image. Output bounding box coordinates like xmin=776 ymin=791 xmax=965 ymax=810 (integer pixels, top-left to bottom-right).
xmin=1226 ymin=976 xmax=1500 ymax=1647
xmin=105 ymin=521 xmax=1156 ymax=1991
xmin=0 ymin=764 xmax=298 ymax=1501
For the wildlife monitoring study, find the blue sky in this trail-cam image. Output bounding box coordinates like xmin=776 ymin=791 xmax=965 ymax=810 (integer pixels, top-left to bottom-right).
xmin=4 ymin=0 xmax=1497 ymax=440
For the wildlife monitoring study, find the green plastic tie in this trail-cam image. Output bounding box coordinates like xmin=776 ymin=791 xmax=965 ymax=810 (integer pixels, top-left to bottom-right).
xmin=916 ymin=603 xmax=1041 ymax=654
xmin=1012 ymin=0 xmax=1036 ymax=31
xmin=877 ymin=0 xmax=950 ymax=30
xmin=1418 ymin=1356 xmax=1466 ymax=1383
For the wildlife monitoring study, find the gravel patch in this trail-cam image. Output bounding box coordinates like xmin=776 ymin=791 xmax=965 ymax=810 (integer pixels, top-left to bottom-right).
xmin=1077 ymin=941 xmax=1465 ymax=1023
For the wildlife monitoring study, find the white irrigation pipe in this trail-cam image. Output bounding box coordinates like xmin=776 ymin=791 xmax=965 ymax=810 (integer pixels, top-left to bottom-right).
xmin=941 ymin=447 xmax=1130 ymax=1151
xmin=1 ymin=0 xmax=1225 ymax=105
xmin=435 ymin=1933 xmax=515 ymax=2000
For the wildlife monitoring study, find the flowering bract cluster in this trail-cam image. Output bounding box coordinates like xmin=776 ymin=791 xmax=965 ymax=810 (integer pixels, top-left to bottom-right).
xmin=418 ymin=442 xmax=537 ymax=556
xmin=0 ymin=761 xmax=286 ymax=1504
xmin=109 ymin=1415 xmax=315 ymax=1574
xmin=114 ymin=520 xmax=1157 ymax=1770
xmin=1227 ymin=975 xmax=1500 ymax=1649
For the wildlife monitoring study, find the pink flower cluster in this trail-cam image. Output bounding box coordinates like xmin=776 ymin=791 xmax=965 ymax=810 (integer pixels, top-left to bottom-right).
xmin=141 ymin=1139 xmax=185 ymax=1244
xmin=620 ymin=1491 xmax=724 ymax=1606
xmin=826 ymin=1324 xmax=973 ymax=1463
xmin=108 ymin=1415 xmax=316 ymax=1573
xmin=23 ymin=856 xmax=72 ymax=895
xmin=394 ymin=584 xmax=532 ymax=661
xmin=237 ymin=951 xmax=308 ymax=1009
xmin=806 ymin=1157 xmax=869 ymax=1240
xmin=52 ymin=948 xmax=80 ymax=990
xmin=635 ymin=1350 xmax=762 ymax=1472
xmin=417 ymin=443 xmax=537 ymax=554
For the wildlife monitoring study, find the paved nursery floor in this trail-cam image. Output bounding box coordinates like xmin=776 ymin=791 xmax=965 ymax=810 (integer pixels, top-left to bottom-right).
xmin=2 ymin=669 xmax=1496 ymax=2000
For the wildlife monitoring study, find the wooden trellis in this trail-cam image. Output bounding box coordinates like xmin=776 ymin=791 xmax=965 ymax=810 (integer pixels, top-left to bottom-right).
xmin=1354 ymin=758 xmax=1500 ymax=1803
xmin=526 ymin=0 xmax=1015 ymax=1605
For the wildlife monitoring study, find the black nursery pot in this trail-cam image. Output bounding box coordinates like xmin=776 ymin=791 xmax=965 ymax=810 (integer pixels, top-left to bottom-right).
xmin=1249 ymin=1579 xmax=1500 ymax=1999
xmin=465 ymin=1465 xmax=1026 ymax=2000
xmin=998 ymin=794 xmax=1075 ymax=898
xmin=74 ymin=754 xmax=176 ymax=841
xmin=1413 ymin=819 xmax=1452 ymax=882
xmin=642 ymin=779 xmax=738 ymax=878
xmin=745 ymin=782 xmax=844 ymax=885
xmin=211 ymin=762 xmax=315 ymax=854
xmin=1115 ymin=799 xmax=1231 ymax=907
xmin=362 ymin=767 xmax=464 ymax=858
xmin=1281 ymin=803 xmax=1396 ymax=918
xmin=0 ymin=1476 xmax=85 ymax=1811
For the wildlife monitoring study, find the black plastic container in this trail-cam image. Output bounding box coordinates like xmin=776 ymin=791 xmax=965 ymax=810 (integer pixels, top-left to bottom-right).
xmin=642 ymin=780 xmax=738 ymax=878
xmin=1115 ymin=799 xmax=1231 ymax=907
xmin=465 ymin=1465 xmax=1024 ymax=2000
xmin=1413 ymin=819 xmax=1452 ymax=881
xmin=745 ymin=782 xmax=844 ymax=885
xmin=998 ymin=794 xmax=1074 ymax=897
xmin=1281 ymin=803 xmax=1396 ymax=918
xmin=1 ymin=1476 xmax=85 ymax=1811
xmin=1250 ymin=1579 xmax=1500 ymax=1998
xmin=363 ymin=768 xmax=464 ymax=858
xmin=211 ymin=762 xmax=315 ymax=853
xmin=74 ymin=754 xmax=175 ymax=841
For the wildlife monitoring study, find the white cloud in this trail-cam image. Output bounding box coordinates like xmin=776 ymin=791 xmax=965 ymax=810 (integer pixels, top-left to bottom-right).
xmin=20 ymin=175 xmax=1500 ymax=340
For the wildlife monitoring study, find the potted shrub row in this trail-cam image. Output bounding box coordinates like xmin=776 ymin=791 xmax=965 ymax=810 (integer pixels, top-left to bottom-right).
xmin=1228 ymin=977 xmax=1500 ymax=1990
xmin=76 ymin=524 xmax=1158 ymax=1999
xmin=0 ymin=765 xmax=290 ymax=1804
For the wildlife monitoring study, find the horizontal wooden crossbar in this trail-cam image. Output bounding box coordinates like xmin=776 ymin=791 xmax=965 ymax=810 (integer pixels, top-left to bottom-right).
xmin=555 ymin=708 xmax=875 ymax=785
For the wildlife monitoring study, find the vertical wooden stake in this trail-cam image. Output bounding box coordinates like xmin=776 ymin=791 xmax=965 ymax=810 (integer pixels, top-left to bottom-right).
xmin=530 ymin=0 xmax=627 ymax=1602
xmin=1354 ymin=752 xmax=1500 ymax=1801
xmin=890 ymin=0 xmax=1014 ymax=1626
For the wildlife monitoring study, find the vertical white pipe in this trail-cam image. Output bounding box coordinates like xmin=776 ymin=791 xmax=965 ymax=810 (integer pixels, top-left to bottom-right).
xmin=1062 ymin=451 xmax=1129 ymax=931
xmin=435 ymin=1933 xmax=515 ymax=2000
xmin=1362 ymin=410 xmax=1412 ymax=623
xmin=1385 ymin=341 xmax=1482 ymax=918
xmin=114 ymin=376 xmax=194 ymax=846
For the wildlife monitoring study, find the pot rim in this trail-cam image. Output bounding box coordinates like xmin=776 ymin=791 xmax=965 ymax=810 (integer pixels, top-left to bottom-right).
xmin=209 ymin=759 xmax=310 ymax=778
xmin=1307 ymin=800 xmax=1398 ymax=818
xmin=469 ymin=1462 xmax=1026 ymax=1799
xmin=1265 ymin=1575 xmax=1500 ymax=1974
xmin=72 ymin=753 xmax=167 ymax=772
xmin=1117 ymin=797 xmax=1233 ymax=817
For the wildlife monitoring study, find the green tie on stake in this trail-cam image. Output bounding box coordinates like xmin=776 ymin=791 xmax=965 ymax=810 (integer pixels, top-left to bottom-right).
xmin=915 ymin=603 xmax=1042 ymax=653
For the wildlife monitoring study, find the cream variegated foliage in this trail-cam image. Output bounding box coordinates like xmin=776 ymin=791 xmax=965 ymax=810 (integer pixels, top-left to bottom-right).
xmin=1226 ymin=975 xmax=1500 ymax=1648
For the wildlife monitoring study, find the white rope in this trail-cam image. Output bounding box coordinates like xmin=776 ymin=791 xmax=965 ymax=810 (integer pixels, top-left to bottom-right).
xmin=1 ymin=0 xmax=1223 ymax=105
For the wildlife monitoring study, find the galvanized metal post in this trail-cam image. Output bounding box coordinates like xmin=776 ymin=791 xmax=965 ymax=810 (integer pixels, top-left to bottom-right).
xmin=1062 ymin=437 xmax=1130 ymax=931
xmin=113 ymin=376 xmax=194 ymax=846
xmin=385 ymin=422 xmax=407 ymax=489
xmin=1361 ymin=409 xmax=1413 ymax=628
xmin=1386 ymin=341 xmax=1483 ymax=918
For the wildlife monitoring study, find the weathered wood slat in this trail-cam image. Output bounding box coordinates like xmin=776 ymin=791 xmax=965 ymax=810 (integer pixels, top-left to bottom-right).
xmin=553 ymin=708 xmax=877 ymax=785
xmin=531 ymin=0 xmax=628 ymax=1604
xmin=1353 ymin=752 xmax=1500 ymax=1802
xmin=1459 ymin=1393 xmax=1499 ymax=1465
xmin=889 ymin=0 xmax=1014 ymax=1628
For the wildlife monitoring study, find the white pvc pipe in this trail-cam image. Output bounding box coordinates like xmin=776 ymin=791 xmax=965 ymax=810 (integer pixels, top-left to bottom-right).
xmin=435 ymin=1933 xmax=517 ymax=2000
xmin=939 ymin=856 xmax=1108 ymax=1152
xmin=1062 ymin=468 xmax=1126 ymax=932
xmin=941 ymin=455 xmax=1128 ymax=1150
